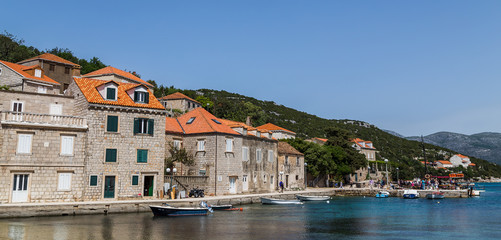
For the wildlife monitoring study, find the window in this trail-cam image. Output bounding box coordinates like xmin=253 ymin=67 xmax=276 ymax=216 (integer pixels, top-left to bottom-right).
xmin=256 ymin=149 xmax=262 ymax=162
xmin=296 ymin=175 xmax=299 ymax=181
xmin=134 ymin=90 xmax=149 ymax=103
xmin=60 ymin=135 xmax=74 ymax=156
xmin=199 ymin=169 xmax=206 ymax=176
xmin=65 ymin=67 xmax=70 ymax=74
xmin=12 ymin=101 xmax=23 ymax=112
xmin=17 ymin=134 xmax=32 ymax=154
xmin=226 ymin=139 xmax=233 ymax=152
xmin=263 ymin=174 xmax=267 ymax=183
xmin=137 ymin=149 xmax=148 ymax=163
xmin=105 ymin=149 xmax=117 ymax=162
xmin=34 ymin=69 xmax=42 ymax=77
xmin=106 ymin=115 xmax=119 ymax=132
xmin=58 ymin=173 xmax=72 ymax=191
xmin=242 ymin=147 xmax=249 ymax=161
xmin=106 ymin=87 xmax=116 ymax=100
xmin=89 ymin=175 xmax=98 ymax=186
xmin=173 ymin=140 xmax=182 ymax=150
xmin=132 ymin=175 xmax=139 ymax=185
xmin=268 ymin=150 xmax=273 ymax=162
xmin=198 ymin=140 xmax=205 ymax=151
xmin=0 ymin=66 xmax=2 ymax=76
xmin=187 ymin=117 xmax=196 ymax=124
xmin=296 ymin=157 xmax=300 ymax=165
xmin=285 ymin=156 xmax=289 ymax=165
xmin=38 ymin=86 xmax=47 ymax=94
xmin=257 ymin=132 xmax=261 ymax=137
xmin=133 ymin=118 xmax=154 ymax=135
xmin=49 ymin=64 xmax=55 ymax=71
xmin=212 ymin=119 xmax=221 ymax=124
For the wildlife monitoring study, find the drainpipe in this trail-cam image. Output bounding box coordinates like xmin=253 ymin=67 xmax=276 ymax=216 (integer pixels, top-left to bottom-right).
xmin=214 ymin=133 xmax=218 ymax=196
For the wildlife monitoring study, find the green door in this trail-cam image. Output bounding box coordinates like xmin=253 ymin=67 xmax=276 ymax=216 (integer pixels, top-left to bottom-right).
xmin=104 ymin=176 xmax=115 ymax=198
xmin=143 ymin=176 xmax=154 ymax=197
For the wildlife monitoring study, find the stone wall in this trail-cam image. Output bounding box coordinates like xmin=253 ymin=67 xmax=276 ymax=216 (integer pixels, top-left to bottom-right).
xmin=278 ymin=153 xmax=304 ymax=190
xmin=0 ymin=63 xmax=23 ymax=91
xmin=241 ymin=136 xmax=278 ymax=193
xmin=19 ymin=59 xmax=79 ymax=92
xmin=0 ymin=90 xmax=74 ymax=114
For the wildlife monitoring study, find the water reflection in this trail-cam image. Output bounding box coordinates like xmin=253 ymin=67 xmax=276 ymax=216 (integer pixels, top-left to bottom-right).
xmin=8 ymin=223 xmax=25 ymax=240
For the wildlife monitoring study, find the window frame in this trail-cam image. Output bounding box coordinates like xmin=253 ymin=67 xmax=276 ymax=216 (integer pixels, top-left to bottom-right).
xmin=242 ymin=147 xmax=249 ymax=161
xmin=11 ymin=101 xmax=24 ymax=112
xmin=60 ymin=135 xmax=75 ymax=156
xmin=58 ymin=172 xmax=72 ymax=191
xmin=17 ymin=133 xmax=33 ymax=154
xmin=137 ymin=149 xmax=148 ymax=163
xmin=197 ymin=140 xmax=205 ymax=151
xmin=225 ymin=138 xmax=233 ymax=152
xmin=89 ymin=175 xmax=98 ymax=187
xmin=106 ymin=87 xmax=117 ymax=101
xmin=106 ymin=115 xmax=119 ymax=133
xmin=105 ymin=148 xmax=118 ymax=163
xmin=268 ymin=150 xmax=273 ymax=162
xmin=134 ymin=118 xmax=154 ymax=135
xmin=132 ymin=175 xmax=139 ymax=186
xmin=256 ymin=149 xmax=262 ymax=163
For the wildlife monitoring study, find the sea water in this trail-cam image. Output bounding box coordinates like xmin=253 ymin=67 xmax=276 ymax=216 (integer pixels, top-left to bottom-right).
xmin=1 ymin=183 xmax=500 ymax=240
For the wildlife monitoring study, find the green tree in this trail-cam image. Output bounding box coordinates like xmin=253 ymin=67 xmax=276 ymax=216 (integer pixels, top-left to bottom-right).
xmin=195 ymin=95 xmax=214 ymax=110
xmin=165 ymin=142 xmax=195 ymax=172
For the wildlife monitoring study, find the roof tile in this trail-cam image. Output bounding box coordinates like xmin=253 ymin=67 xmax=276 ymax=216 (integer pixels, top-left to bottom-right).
xmin=18 ymin=53 xmax=80 ymax=67
xmin=83 ymin=66 xmax=153 ymax=87
xmin=0 ymin=60 xmax=60 ymax=85
xmin=158 ymin=92 xmax=201 ymax=104
xmin=257 ymin=123 xmax=295 ymax=134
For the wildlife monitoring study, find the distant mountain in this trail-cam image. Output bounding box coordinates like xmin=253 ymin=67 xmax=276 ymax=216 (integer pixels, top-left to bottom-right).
xmin=407 ymin=132 xmax=501 ymax=165
xmin=382 ymin=129 xmax=405 ymax=138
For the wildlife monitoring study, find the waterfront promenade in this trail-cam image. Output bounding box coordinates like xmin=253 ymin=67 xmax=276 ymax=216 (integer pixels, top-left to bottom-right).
xmin=0 ymin=187 xmax=468 ymax=218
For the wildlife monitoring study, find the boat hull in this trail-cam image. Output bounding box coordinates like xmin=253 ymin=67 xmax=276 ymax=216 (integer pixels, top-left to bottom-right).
xmin=403 ymin=194 xmax=419 ymax=199
xmin=209 ymin=204 xmax=233 ymax=210
xmin=296 ymin=195 xmax=330 ymax=201
xmin=426 ymin=194 xmax=445 ymax=199
xmin=261 ymin=197 xmax=303 ymax=205
xmin=376 ymin=194 xmax=389 ymax=198
xmin=149 ymin=205 xmax=209 ymax=217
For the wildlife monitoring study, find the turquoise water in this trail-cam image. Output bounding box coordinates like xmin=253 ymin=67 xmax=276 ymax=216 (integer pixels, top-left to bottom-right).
xmin=1 ymin=183 xmax=500 ymax=240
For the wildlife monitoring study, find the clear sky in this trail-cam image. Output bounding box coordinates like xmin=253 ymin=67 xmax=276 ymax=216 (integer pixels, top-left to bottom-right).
xmin=3 ymin=1 xmax=501 ymax=136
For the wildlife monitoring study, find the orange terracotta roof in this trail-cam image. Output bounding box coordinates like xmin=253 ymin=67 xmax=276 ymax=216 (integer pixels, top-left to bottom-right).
xmin=456 ymin=154 xmax=469 ymax=159
xmin=278 ymin=141 xmax=303 ymax=155
xmin=176 ymin=108 xmax=240 ymax=135
xmin=438 ymin=160 xmax=453 ymax=165
xmin=73 ymin=77 xmax=164 ymax=109
xmin=257 ymin=123 xmax=295 ymax=134
xmin=18 ymin=53 xmax=80 ymax=67
xmin=469 ymin=163 xmax=476 ymax=166
xmin=218 ymin=118 xmax=258 ymax=131
xmin=158 ymin=92 xmax=201 ymax=104
xmin=165 ymin=117 xmax=184 ymax=134
xmin=83 ymin=66 xmax=153 ymax=87
xmin=314 ymin=137 xmax=327 ymax=142
xmin=351 ymin=138 xmax=376 ymax=149
xmin=0 ymin=60 xmax=60 ymax=85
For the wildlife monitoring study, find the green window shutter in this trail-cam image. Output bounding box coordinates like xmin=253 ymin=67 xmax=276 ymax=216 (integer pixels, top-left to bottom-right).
xmin=132 ymin=175 xmax=139 ymax=185
xmin=147 ymin=119 xmax=154 ymax=135
xmin=133 ymin=118 xmax=139 ymax=134
xmin=145 ymin=92 xmax=149 ymax=103
xmin=90 ymin=175 xmax=98 ymax=186
xmin=106 ymin=88 xmax=116 ymax=100
xmin=137 ymin=149 xmax=148 ymax=163
xmin=134 ymin=91 xmax=139 ymax=102
xmin=106 ymin=149 xmax=117 ymax=162
xmin=107 ymin=116 xmax=118 ymax=132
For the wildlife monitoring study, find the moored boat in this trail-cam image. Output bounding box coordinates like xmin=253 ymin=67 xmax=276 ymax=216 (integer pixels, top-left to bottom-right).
xmin=296 ymin=195 xmax=330 ymax=201
xmin=426 ymin=191 xmax=444 ymax=199
xmin=149 ymin=204 xmax=210 ymax=217
xmin=403 ymin=190 xmax=419 ymax=199
xmin=376 ymin=191 xmax=390 ymax=198
xmin=208 ymin=204 xmax=239 ymax=210
xmin=261 ymin=197 xmax=303 ymax=205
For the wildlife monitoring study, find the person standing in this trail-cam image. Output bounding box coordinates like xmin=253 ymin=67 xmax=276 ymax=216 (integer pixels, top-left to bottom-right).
xmin=279 ymin=180 xmax=284 ymax=193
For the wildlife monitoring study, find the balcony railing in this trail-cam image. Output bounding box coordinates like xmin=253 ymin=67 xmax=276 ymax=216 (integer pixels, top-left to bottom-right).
xmin=0 ymin=111 xmax=87 ymax=129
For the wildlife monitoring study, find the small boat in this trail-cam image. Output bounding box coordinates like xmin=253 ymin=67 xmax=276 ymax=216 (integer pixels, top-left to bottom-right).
xmin=261 ymin=197 xmax=303 ymax=205
xmin=296 ymin=195 xmax=330 ymax=201
xmin=149 ymin=203 xmax=211 ymax=216
xmin=426 ymin=191 xmax=444 ymax=199
xmin=403 ymin=190 xmax=420 ymax=199
xmin=208 ymin=204 xmax=241 ymax=211
xmin=375 ymin=191 xmax=390 ymax=198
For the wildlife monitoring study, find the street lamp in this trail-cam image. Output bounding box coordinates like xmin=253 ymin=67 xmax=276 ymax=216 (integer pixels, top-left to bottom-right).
xmin=304 ymin=162 xmax=308 ymax=189
xmin=384 ymin=159 xmax=389 ymax=188
xmin=166 ymin=167 xmax=177 ymax=199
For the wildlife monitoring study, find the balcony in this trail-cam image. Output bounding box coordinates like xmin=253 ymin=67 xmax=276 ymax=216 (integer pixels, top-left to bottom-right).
xmin=0 ymin=111 xmax=87 ymax=129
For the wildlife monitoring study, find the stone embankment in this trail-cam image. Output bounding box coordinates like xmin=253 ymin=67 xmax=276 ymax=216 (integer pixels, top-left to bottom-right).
xmin=0 ymin=188 xmax=468 ymax=218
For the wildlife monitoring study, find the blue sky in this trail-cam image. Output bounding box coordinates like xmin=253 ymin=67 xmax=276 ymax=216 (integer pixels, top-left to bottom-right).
xmin=3 ymin=1 xmax=501 ymax=136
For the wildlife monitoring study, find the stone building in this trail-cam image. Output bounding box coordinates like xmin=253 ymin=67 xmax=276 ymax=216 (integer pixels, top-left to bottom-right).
xmin=257 ymin=123 xmax=296 ymax=139
xmin=164 ymin=109 xmax=280 ymax=195
xmin=278 ymin=141 xmax=305 ymax=190
xmin=449 ymin=154 xmax=474 ymax=168
xmin=306 ymin=137 xmax=327 ymax=145
xmin=68 ymin=77 xmax=167 ymax=200
xmin=82 ymin=66 xmax=154 ymax=90
xmin=0 ymin=89 xmax=87 ymax=203
xmin=347 ymin=138 xmax=383 ymax=184
xmin=16 ymin=53 xmax=81 ymax=93
xmin=0 ymin=59 xmax=61 ymax=94
xmin=158 ymin=92 xmax=202 ymax=113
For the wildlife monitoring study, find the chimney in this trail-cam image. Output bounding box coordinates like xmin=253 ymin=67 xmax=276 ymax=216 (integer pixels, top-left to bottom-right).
xmin=246 ymin=116 xmax=251 ymax=126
